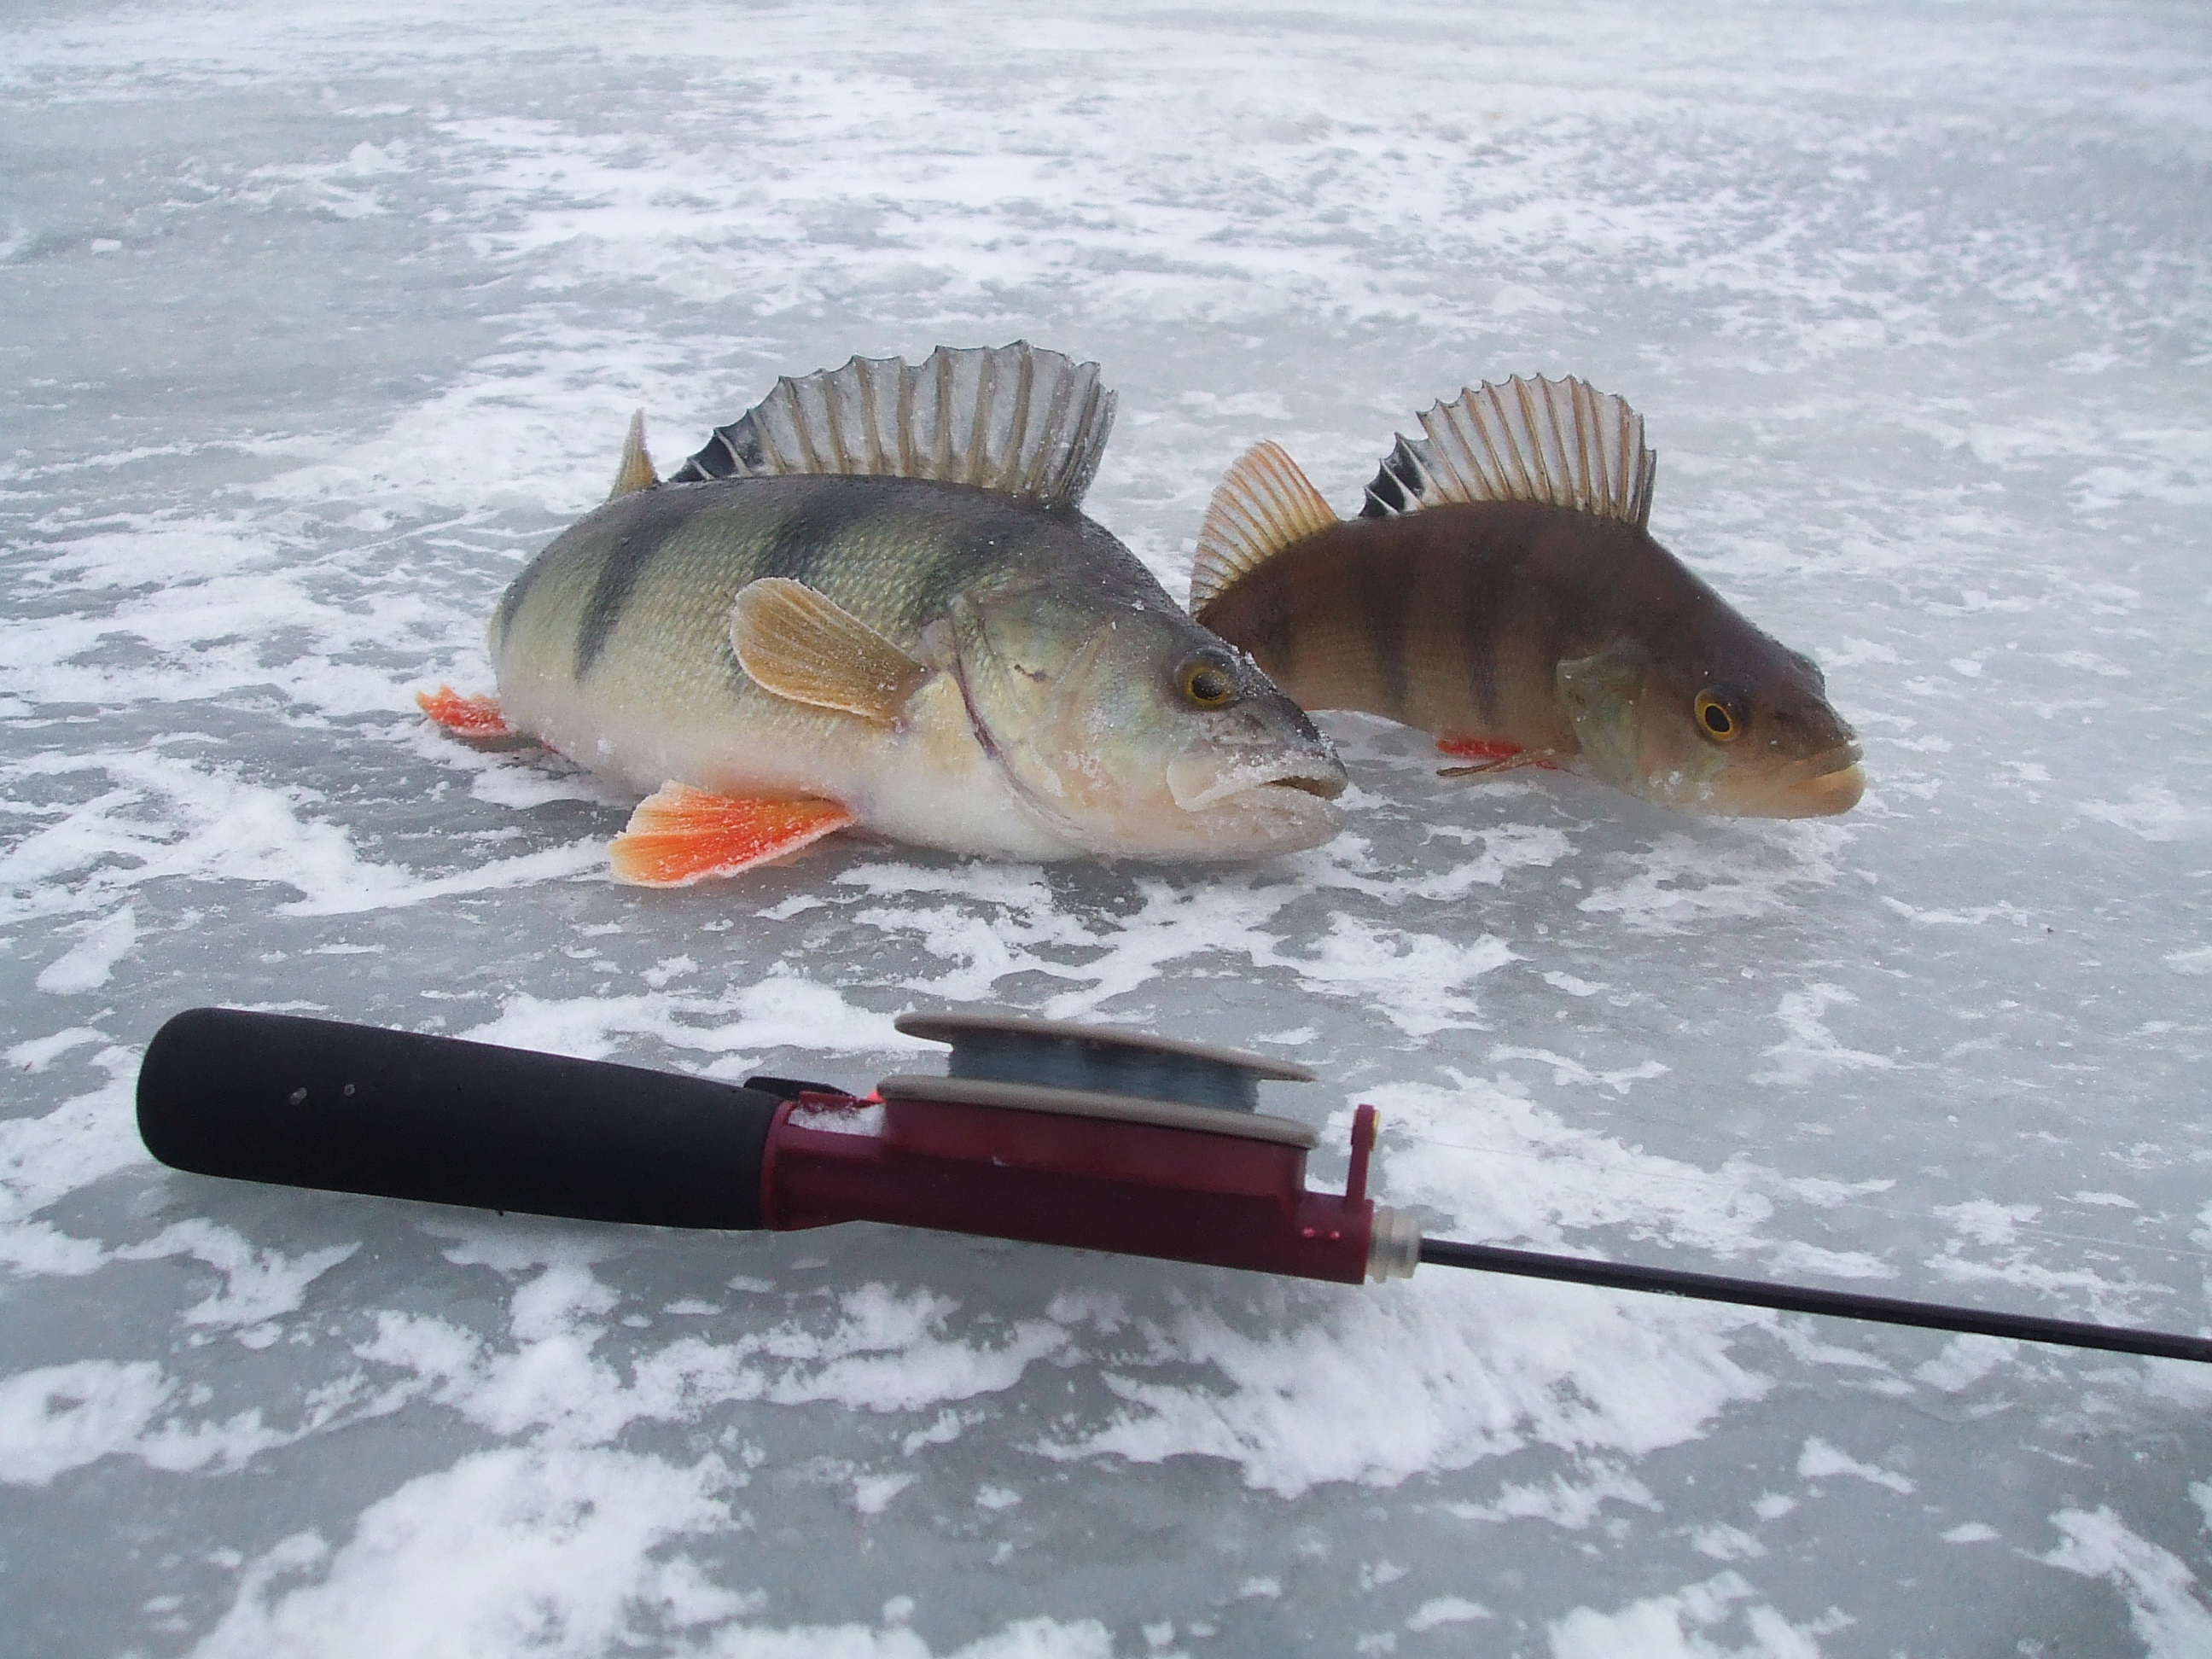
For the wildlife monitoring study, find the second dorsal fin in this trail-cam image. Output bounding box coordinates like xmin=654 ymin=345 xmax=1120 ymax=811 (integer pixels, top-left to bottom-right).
xmin=667 ymin=342 xmax=1116 ymax=509
xmin=1189 ymin=442 xmax=1338 ymax=619
xmin=1359 ymin=375 xmax=1657 ymax=529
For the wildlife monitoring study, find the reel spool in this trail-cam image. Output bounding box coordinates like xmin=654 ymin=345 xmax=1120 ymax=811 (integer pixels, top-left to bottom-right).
xmin=882 ymin=1012 xmax=1318 ymax=1146
xmin=759 ymin=1008 xmax=1406 ymax=1284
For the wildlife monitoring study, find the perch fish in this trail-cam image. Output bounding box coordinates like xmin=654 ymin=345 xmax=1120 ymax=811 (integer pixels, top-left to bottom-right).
xmin=419 ymin=344 xmax=1346 ymax=884
xmin=1187 ymin=376 xmax=1865 ymax=818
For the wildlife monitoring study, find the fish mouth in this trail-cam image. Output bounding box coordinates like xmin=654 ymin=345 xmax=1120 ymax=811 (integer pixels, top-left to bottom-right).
xmin=1265 ymin=772 xmax=1348 ymax=801
xmin=1167 ymin=751 xmax=1348 ymax=812
xmin=1765 ymin=742 xmax=1866 ymax=818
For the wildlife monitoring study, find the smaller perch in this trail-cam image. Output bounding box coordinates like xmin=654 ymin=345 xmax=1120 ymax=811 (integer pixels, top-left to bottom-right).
xmin=1190 ymin=376 xmax=1865 ymax=818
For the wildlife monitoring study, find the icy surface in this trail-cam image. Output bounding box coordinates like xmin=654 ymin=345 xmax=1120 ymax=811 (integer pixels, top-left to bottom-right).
xmin=3 ymin=1 xmax=2210 ymax=1653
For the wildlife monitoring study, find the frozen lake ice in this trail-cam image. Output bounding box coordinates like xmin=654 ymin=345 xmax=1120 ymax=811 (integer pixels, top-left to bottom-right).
xmin=3 ymin=1 xmax=2209 ymax=1653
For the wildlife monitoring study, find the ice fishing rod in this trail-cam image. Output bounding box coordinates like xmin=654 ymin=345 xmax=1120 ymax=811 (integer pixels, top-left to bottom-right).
xmin=136 ymin=1006 xmax=2212 ymax=1365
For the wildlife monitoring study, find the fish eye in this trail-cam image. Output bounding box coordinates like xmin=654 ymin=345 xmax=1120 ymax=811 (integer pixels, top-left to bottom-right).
xmin=1694 ymin=689 xmax=1746 ymax=742
xmin=1178 ymin=656 xmax=1241 ymax=709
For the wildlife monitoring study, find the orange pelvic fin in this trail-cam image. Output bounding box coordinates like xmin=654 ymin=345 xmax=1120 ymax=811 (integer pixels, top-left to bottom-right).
xmin=1435 ymin=736 xmax=1559 ymax=777
xmin=416 ymin=685 xmax=509 ymax=737
xmin=608 ymin=784 xmax=854 ymax=887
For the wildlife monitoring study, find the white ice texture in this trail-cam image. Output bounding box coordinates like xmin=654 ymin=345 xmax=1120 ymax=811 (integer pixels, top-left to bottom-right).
xmin=3 ymin=2 xmax=2210 ymax=1655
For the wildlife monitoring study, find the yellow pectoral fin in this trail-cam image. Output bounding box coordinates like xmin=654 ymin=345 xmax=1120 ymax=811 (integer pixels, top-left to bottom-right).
xmin=608 ymin=785 xmax=853 ymax=887
xmin=730 ymin=578 xmax=930 ymax=724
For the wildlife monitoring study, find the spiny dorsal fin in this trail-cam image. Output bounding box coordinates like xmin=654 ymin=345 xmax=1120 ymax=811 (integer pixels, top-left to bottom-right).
xmin=1358 ymin=375 xmax=1656 ymax=529
xmin=1189 ymin=442 xmax=1338 ymax=619
xmin=730 ymin=577 xmax=930 ymax=725
xmin=670 ymin=343 xmax=1117 ymax=509
xmin=608 ymin=410 xmax=659 ymax=499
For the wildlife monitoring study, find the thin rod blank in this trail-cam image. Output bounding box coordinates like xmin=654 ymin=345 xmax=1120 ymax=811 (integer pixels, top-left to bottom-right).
xmin=1419 ymin=1237 xmax=2212 ymax=1365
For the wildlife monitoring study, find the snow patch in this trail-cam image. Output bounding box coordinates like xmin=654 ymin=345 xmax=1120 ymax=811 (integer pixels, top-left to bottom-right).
xmin=0 ymin=1057 xmax=144 ymax=1276
xmin=1548 ymin=1572 xmax=1842 ymax=1659
xmin=1264 ymin=916 xmax=1516 ymax=1036
xmin=4 ymin=1025 xmax=108 ymax=1072
xmin=458 ymin=973 xmax=926 ymax=1066
xmin=357 ymin=1273 xmax=1073 ymax=1445
xmin=1042 ymin=1270 xmax=1766 ymax=1497
xmin=2042 ymin=1507 xmax=2212 ymax=1658
xmin=1754 ymin=985 xmax=1895 ymax=1089
xmin=0 ymin=748 xmax=601 ymax=926
xmin=1372 ymin=1077 xmax=1798 ymax=1265
xmin=1911 ymin=1336 xmax=2015 ymax=1393
xmin=119 ymin=1219 xmax=358 ymax=1333
xmin=1406 ymin=1596 xmax=1491 ymax=1631
xmin=1445 ymin=1464 xmax=1656 ymax=1530
xmin=34 ymin=905 xmax=137 ymax=992
xmin=187 ymin=1448 xmax=744 ymax=1658
xmin=0 ymin=1359 xmax=172 ymax=1487
xmin=2079 ymin=787 xmax=2203 ymax=843
xmin=1578 ymin=825 xmax=1846 ymax=934
xmin=1796 ymin=1438 xmax=1913 ymax=1495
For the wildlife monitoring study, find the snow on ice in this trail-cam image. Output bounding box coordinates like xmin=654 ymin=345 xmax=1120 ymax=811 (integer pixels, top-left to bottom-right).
xmin=3 ymin=1 xmax=2209 ymax=1654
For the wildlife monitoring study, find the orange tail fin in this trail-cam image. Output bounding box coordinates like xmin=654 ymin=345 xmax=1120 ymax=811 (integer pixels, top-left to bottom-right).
xmin=608 ymin=784 xmax=854 ymax=887
xmin=416 ymin=685 xmax=509 ymax=738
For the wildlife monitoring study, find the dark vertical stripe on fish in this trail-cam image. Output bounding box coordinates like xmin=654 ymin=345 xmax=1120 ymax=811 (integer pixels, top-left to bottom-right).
xmin=492 ymin=553 xmax=546 ymax=650
xmin=1358 ymin=554 xmax=1410 ymax=721
xmin=1458 ymin=537 xmax=1507 ymax=726
xmin=1243 ymin=575 xmax=1297 ymax=678
xmin=946 ymin=499 xmax=1059 ymax=591
xmin=754 ymin=484 xmax=890 ymax=592
xmin=894 ymin=491 xmax=1080 ymax=638
xmin=574 ymin=510 xmax=689 ymax=681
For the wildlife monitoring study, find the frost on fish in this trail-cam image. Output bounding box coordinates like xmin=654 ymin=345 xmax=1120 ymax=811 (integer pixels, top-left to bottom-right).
xmin=428 ymin=344 xmax=1346 ymax=882
xmin=1191 ymin=375 xmax=1865 ymax=819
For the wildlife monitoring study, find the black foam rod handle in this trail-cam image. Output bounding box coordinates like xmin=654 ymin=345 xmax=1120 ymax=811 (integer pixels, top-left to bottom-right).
xmin=138 ymin=1008 xmax=785 ymax=1231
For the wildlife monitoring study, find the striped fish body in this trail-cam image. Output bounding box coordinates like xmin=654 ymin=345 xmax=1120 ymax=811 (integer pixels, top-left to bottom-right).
xmin=422 ymin=345 xmax=1344 ymax=883
xmin=1190 ymin=376 xmax=1864 ymax=818
xmin=491 ymin=475 xmax=1088 ymax=857
xmin=1200 ymin=501 xmax=1750 ymax=749
xmin=486 ymin=483 xmax=1342 ymax=867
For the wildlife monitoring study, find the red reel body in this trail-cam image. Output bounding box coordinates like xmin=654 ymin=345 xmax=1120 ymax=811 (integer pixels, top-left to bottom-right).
xmin=763 ymin=1086 xmax=1400 ymax=1284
